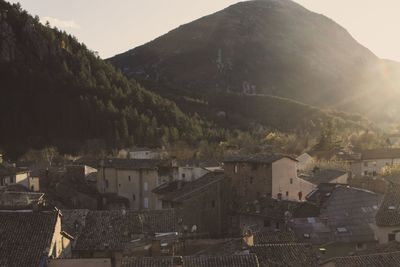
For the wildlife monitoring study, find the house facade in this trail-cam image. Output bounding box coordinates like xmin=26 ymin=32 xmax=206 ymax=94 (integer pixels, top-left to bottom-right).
xmin=155 ymin=172 xmax=230 ymax=236
xmin=224 ymin=154 xmax=315 ymax=204
xmin=346 ymin=148 xmax=400 ymax=177
xmin=0 ymin=165 xmax=30 ymax=188
xmin=97 ymin=159 xmax=177 ymax=210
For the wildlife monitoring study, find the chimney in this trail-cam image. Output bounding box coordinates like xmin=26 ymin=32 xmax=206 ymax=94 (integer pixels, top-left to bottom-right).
xmin=150 ymin=239 xmax=161 ymax=257
xmin=173 ymin=256 xmax=183 ymax=267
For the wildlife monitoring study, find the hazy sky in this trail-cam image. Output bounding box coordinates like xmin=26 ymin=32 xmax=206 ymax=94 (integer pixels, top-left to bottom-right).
xmin=8 ymin=0 xmax=400 ymax=61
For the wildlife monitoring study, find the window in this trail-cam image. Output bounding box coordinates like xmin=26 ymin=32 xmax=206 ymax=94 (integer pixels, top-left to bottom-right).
xmin=364 ymin=162 xmax=368 ymax=167
xmin=182 ymin=173 xmax=186 ymax=179
xmin=264 ymin=220 xmax=271 ymax=227
xmin=389 ymin=233 xmax=396 ymax=242
xmin=132 ymin=194 xmax=136 ymax=201
xmin=372 ymin=171 xmax=377 ymax=176
xmin=275 ymin=222 xmax=280 ymax=229
xmin=211 ymin=200 xmax=215 ymax=208
xmin=356 ymin=243 xmax=366 ymax=251
xmin=128 ymin=176 xmax=131 ymax=182
xmin=290 ymin=178 xmax=293 ymax=184
xmin=144 ymin=182 xmax=148 ymax=192
xmin=119 ymin=183 xmax=121 ymax=187
xmin=364 ymin=171 xmax=368 ymax=176
xmin=143 ymin=197 xmax=149 ymax=209
xmin=234 ymin=164 xmax=238 ymax=173
xmin=286 ymin=191 xmax=289 ymax=197
xmin=277 ymin=193 xmax=282 ymax=200
xmin=105 ymin=180 xmax=109 ymax=188
xmin=249 ymin=177 xmax=254 ymax=184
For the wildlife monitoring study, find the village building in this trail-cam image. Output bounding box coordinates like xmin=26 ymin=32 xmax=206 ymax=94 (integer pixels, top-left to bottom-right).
xmin=177 ymin=159 xmax=220 ymax=182
xmin=224 ymin=154 xmax=315 ymax=204
xmin=343 ymin=148 xmax=400 ymax=177
xmin=296 ymin=152 xmax=314 ymax=172
xmin=295 ymin=185 xmax=383 ymax=259
xmin=0 ymin=190 xmax=46 ymax=209
xmin=0 ymin=209 xmax=72 ymax=266
xmin=153 ymin=172 xmax=231 ymax=237
xmin=236 ymin=197 xmax=319 ymax=234
xmin=128 ymin=147 xmax=164 ymax=160
xmin=97 ymin=158 xmax=177 ymax=210
xmin=0 ymin=165 xmax=31 ymax=189
xmin=375 ymin=185 xmax=400 ymax=244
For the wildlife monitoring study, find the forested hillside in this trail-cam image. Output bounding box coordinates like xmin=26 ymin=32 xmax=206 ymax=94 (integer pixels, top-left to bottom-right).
xmin=0 ymin=1 xmax=224 ymax=157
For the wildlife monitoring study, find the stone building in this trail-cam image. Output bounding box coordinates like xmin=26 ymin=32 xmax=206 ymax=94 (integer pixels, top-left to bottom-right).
xmin=154 ymin=172 xmax=231 ymax=237
xmin=97 ymin=158 xmax=177 ymax=210
xmin=224 ymin=154 xmax=315 ymax=204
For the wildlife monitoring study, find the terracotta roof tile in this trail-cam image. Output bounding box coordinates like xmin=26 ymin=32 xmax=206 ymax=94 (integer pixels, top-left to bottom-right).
xmin=0 ymin=210 xmax=58 ymax=267
xmin=74 ymin=209 xmax=178 ymax=251
xmin=327 ymin=251 xmax=400 ymax=267
xmin=250 ymin=243 xmax=318 ymax=267
xmin=376 ymin=185 xmax=400 ymax=226
xmin=183 ymin=254 xmax=259 ymax=267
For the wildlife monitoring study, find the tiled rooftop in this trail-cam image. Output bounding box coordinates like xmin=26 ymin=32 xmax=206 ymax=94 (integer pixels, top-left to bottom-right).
xmin=121 ymin=257 xmax=175 ymax=267
xmin=306 ymin=169 xmax=347 ymax=185
xmin=254 ymin=230 xmax=298 ymax=244
xmin=74 ymin=209 xmax=178 ymax=251
xmin=0 ymin=210 xmax=58 ymax=267
xmin=224 ymin=154 xmax=296 ymax=164
xmin=101 ymin=158 xmax=162 ymax=170
xmin=161 ymin=172 xmax=225 ymax=202
xmin=326 ymin=251 xmax=400 ymax=267
xmin=183 ymin=254 xmax=259 ymax=267
xmin=295 ymin=185 xmax=382 ymax=244
xmin=121 ymin=255 xmax=260 ymax=267
xmin=250 ymin=243 xmax=318 ymax=267
xmin=376 ymin=185 xmax=400 ymax=226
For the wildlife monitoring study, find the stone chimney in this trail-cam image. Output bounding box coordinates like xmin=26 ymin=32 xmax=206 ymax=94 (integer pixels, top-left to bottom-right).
xmin=150 ymin=239 xmax=161 ymax=257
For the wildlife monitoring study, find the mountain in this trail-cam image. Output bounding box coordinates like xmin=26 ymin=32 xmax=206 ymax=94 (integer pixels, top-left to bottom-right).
xmin=109 ymin=0 xmax=400 ymax=123
xmin=0 ymin=1 xmax=224 ymax=157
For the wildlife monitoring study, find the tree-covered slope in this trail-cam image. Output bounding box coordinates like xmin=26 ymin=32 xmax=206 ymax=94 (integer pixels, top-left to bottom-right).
xmin=0 ymin=1 xmax=222 ymax=157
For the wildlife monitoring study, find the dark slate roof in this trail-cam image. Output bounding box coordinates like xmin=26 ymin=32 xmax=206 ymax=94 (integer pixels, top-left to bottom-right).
xmin=326 ymin=251 xmax=400 ymax=267
xmin=101 ymin=158 xmax=162 ymax=170
xmin=254 ymin=230 xmax=298 ymax=244
xmin=61 ymin=209 xmax=90 ymax=239
xmin=0 ymin=210 xmax=58 ymax=267
xmin=161 ymin=172 xmax=225 ymax=202
xmin=224 ymin=154 xmax=297 ymax=164
xmin=0 ymin=165 xmax=28 ymax=177
xmin=296 ymin=186 xmax=382 ymax=244
xmin=121 ymin=255 xmax=260 ymax=267
xmin=307 ymin=169 xmax=347 ymax=185
xmin=74 ymin=209 xmax=178 ymax=251
xmin=376 ymin=186 xmax=400 ymax=226
xmin=183 ymin=254 xmax=260 ymax=267
xmin=0 ymin=191 xmax=44 ymax=210
xmin=361 ymin=148 xmax=400 ymax=160
xmin=250 ymin=243 xmax=318 ymax=267
xmin=121 ymin=257 xmax=175 ymax=267
xmin=178 ymin=158 xmax=220 ymax=168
